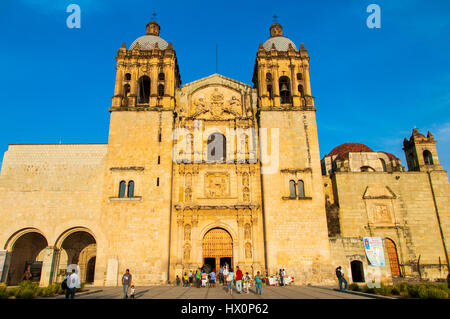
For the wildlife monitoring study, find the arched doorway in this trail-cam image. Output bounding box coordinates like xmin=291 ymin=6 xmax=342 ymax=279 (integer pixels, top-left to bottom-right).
xmin=6 ymin=231 xmax=48 ymax=285
xmin=386 ymin=238 xmax=401 ymax=277
xmin=350 ymin=260 xmax=365 ymax=282
xmin=55 ymin=229 xmax=96 ymax=283
xmin=202 ymin=228 xmax=233 ymax=272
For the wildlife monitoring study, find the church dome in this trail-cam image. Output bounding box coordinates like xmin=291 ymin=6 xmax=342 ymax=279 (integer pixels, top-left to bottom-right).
xmin=262 ymin=23 xmax=297 ymax=51
xmin=328 ymin=143 xmax=374 ymax=160
xmin=129 ymin=21 xmax=169 ymax=50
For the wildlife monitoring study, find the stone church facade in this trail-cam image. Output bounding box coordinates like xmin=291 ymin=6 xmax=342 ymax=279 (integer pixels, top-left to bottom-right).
xmin=0 ymin=21 xmax=448 ymax=287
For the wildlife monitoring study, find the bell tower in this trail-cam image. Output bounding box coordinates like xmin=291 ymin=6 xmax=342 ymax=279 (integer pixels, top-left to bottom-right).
xmin=403 ymin=128 xmax=443 ymax=172
xmin=254 ymin=23 xmax=334 ymax=284
xmin=111 ymin=20 xmax=181 ymax=110
xmin=100 ymin=20 xmax=180 ymax=285
xmin=252 ymin=23 xmax=313 ymax=108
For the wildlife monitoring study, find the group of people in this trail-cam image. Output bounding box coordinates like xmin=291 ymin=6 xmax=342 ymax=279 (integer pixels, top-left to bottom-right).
xmin=177 ymin=263 xmax=264 ymax=295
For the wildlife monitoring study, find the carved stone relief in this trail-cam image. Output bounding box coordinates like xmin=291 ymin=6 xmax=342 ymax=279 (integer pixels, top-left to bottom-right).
xmin=205 ymin=173 xmax=230 ymax=198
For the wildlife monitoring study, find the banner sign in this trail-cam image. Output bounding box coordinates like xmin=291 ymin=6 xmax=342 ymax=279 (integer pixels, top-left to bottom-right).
xmin=363 ymin=237 xmax=385 ymax=266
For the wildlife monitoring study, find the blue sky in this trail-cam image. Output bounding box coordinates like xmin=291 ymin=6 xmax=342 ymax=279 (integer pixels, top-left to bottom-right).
xmin=0 ymin=0 xmax=449 ymax=172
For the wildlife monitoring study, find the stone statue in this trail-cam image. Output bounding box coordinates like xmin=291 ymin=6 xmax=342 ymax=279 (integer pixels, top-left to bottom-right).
xmin=245 ymin=243 xmax=252 ymax=259
xmin=184 ymin=224 xmax=191 ymax=240
xmin=184 ymin=245 xmax=190 ymax=260
xmin=244 ymin=224 xmax=251 ymax=240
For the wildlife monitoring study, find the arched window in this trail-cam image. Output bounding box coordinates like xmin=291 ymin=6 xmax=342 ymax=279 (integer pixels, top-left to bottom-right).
xmin=124 ymin=73 xmax=131 ymax=81
xmin=360 ymin=166 xmax=375 ymax=172
xmin=266 ymin=72 xmax=272 ymax=82
xmin=297 ymin=180 xmax=305 ymax=198
xmin=350 ymin=260 xmax=365 ymax=282
xmin=158 ymin=72 xmax=165 ymax=81
xmin=289 ymin=180 xmax=297 ymax=198
xmin=267 ymin=84 xmax=273 ymax=98
xmin=298 ymin=84 xmax=304 ymax=96
xmin=127 ymin=181 xmax=135 ymax=198
xmin=379 ymin=158 xmax=387 ymax=172
xmin=123 ymin=84 xmax=131 ymax=97
xmin=207 ymin=133 xmax=226 ymax=162
xmin=297 ymin=73 xmax=303 ymax=81
xmin=138 ymin=76 xmax=151 ymax=103
xmin=279 ymin=76 xmax=292 ymax=104
xmin=423 ymin=150 xmax=434 ymax=165
xmin=118 ymin=181 xmax=126 ymax=198
xmin=158 ymin=84 xmax=165 ymax=97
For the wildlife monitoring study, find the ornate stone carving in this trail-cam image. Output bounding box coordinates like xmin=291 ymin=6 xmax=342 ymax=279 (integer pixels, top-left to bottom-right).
xmin=205 ymin=173 xmax=229 ymax=198
xmin=189 ymin=86 xmax=243 ymax=120
xmin=185 ymin=187 xmax=192 ymax=202
xmin=183 ymin=244 xmax=190 ymax=261
xmin=245 ymin=242 xmax=252 ymax=259
xmin=184 ymin=224 xmax=191 ymax=241
xmin=369 ymin=204 xmax=393 ymax=224
xmin=243 ymin=187 xmax=250 ymax=202
xmin=244 ymin=223 xmax=251 ymax=240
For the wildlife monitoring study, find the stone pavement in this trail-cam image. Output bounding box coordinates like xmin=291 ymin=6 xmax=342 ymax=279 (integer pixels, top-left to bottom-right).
xmin=53 ymin=285 xmax=372 ymax=299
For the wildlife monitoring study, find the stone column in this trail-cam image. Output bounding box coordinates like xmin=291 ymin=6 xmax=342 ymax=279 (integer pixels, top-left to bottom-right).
xmin=150 ymin=61 xmax=158 ymax=105
xmin=237 ymin=213 xmax=245 ymax=266
xmin=191 ymin=215 xmax=200 ymax=268
xmin=304 ymin=65 xmax=312 ymax=96
xmin=129 ymin=63 xmax=139 ymax=106
xmin=273 ymin=65 xmax=280 ymax=107
xmin=39 ymin=246 xmax=57 ymax=287
xmin=177 ymin=217 xmax=184 ymax=265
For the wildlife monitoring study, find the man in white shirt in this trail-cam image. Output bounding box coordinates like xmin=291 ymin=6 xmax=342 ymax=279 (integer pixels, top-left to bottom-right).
xmin=65 ymin=269 xmax=81 ymax=299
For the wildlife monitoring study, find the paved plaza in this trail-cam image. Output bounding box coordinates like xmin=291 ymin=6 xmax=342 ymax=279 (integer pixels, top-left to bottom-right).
xmin=52 ymin=285 xmax=373 ymax=299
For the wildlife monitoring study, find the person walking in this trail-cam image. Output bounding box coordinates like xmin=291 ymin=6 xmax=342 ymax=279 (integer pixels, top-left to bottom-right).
xmin=196 ymin=269 xmax=201 ymax=288
xmin=335 ymin=266 xmax=348 ymax=292
xmin=226 ymin=268 xmax=234 ymax=295
xmin=279 ymin=269 xmax=284 ymax=287
xmin=201 ymin=271 xmax=208 ymax=287
xmin=183 ymin=272 xmax=189 ymax=287
xmin=218 ymin=266 xmax=223 ymax=285
xmin=129 ymin=285 xmax=135 ymax=299
xmin=223 ymin=266 xmax=229 ymax=287
xmin=235 ymin=266 xmax=243 ymax=294
xmin=210 ymin=269 xmax=216 ymax=288
xmin=255 ymin=271 xmax=262 ymax=296
xmin=122 ymin=269 xmax=132 ymax=299
xmin=65 ymin=269 xmax=81 ymax=299
xmin=188 ymin=270 xmax=193 ymax=287
xmin=244 ymin=272 xmax=251 ymax=294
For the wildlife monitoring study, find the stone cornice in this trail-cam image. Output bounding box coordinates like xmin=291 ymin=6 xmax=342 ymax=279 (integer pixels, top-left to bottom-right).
xmin=280 ymin=168 xmax=312 ymax=174
xmin=109 ymin=106 xmax=174 ymax=112
xmin=174 ymin=204 xmax=260 ymax=211
xmin=110 ymin=166 xmax=145 ymax=171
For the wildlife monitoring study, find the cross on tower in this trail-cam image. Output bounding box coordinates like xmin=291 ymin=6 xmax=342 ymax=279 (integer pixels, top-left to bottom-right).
xmin=151 ymin=12 xmax=157 ymax=21
xmin=272 ymin=14 xmax=278 ymax=23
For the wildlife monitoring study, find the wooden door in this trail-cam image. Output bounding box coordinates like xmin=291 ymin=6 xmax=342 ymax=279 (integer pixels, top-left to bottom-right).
xmin=202 ymin=228 xmax=233 ymax=269
xmin=386 ymin=239 xmax=400 ymax=277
